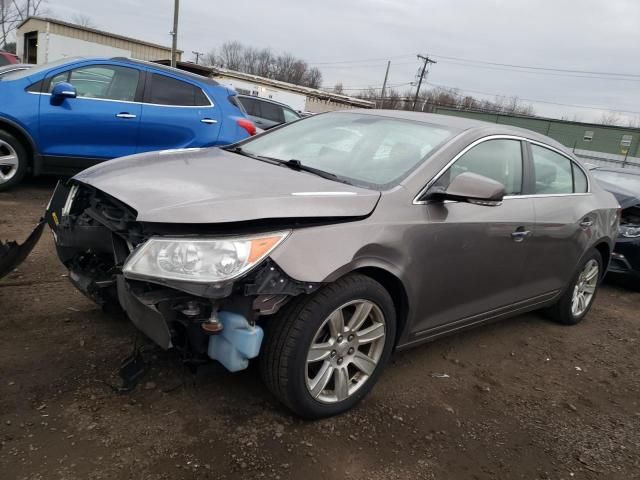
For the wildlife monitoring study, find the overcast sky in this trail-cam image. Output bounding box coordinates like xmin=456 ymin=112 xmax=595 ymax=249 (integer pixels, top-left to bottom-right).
xmin=49 ymin=0 xmax=640 ymax=123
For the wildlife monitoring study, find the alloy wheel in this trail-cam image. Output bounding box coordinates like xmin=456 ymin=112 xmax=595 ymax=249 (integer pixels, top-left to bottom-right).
xmin=571 ymin=259 xmax=599 ymax=317
xmin=0 ymin=140 xmax=19 ymax=185
xmin=305 ymin=299 xmax=386 ymax=404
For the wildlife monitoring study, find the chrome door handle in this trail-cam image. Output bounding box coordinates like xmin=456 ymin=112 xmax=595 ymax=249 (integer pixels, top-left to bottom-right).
xmin=580 ymin=218 xmax=594 ymax=228
xmin=511 ymin=229 xmax=531 ymax=242
xmin=201 ymin=118 xmax=218 ymax=124
xmin=116 ymin=113 xmax=137 ymax=119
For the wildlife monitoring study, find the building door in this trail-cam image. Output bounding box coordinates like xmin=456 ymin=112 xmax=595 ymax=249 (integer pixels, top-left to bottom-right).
xmin=24 ymin=31 xmax=38 ymax=64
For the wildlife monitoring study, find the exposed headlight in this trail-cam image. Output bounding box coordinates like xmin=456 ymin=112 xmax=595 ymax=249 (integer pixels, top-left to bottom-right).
xmin=61 ymin=184 xmax=79 ymax=217
xmin=122 ymin=231 xmax=289 ymax=284
xmin=619 ymin=225 xmax=640 ymax=238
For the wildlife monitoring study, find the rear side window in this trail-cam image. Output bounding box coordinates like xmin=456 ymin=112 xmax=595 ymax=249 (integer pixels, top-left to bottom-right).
xmin=573 ymin=164 xmax=588 ymax=193
xmin=436 ymin=139 xmax=523 ymax=196
xmin=239 ymin=97 xmax=260 ymax=116
xmin=531 ymin=145 xmax=575 ymax=194
xmin=145 ymin=73 xmax=210 ymax=106
xmin=260 ymin=101 xmax=285 ymax=123
xmin=283 ymin=108 xmax=300 ymax=123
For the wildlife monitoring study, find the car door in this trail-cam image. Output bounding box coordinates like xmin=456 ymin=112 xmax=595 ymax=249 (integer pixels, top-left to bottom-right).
xmin=525 ymin=142 xmax=594 ymax=294
xmin=38 ymin=64 xmax=142 ymax=161
xmin=411 ymin=138 xmax=536 ymax=334
xmin=137 ymin=72 xmax=221 ymax=152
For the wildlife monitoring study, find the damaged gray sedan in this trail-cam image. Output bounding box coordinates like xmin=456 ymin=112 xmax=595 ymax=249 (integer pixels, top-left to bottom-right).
xmin=44 ymin=111 xmax=619 ymax=418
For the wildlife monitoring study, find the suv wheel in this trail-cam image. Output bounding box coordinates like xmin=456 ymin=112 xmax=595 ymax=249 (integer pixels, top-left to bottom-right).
xmin=0 ymin=131 xmax=28 ymax=191
xmin=260 ymin=274 xmax=396 ymax=418
xmin=546 ymin=249 xmax=603 ymax=325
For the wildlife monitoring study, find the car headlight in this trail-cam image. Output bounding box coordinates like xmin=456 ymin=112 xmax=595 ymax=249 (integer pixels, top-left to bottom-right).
xmin=122 ymin=231 xmax=290 ymax=284
xmin=619 ymin=225 xmax=640 ymax=238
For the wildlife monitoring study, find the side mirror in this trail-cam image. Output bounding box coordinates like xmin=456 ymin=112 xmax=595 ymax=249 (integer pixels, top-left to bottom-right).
xmin=424 ymin=172 xmax=506 ymax=206
xmin=51 ymin=82 xmax=77 ymax=99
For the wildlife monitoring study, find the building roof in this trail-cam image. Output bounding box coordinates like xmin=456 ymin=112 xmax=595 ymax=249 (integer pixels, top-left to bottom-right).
xmin=18 ymin=16 xmax=182 ymax=54
xmin=436 ymin=106 xmax=640 ymax=133
xmin=154 ymin=60 xmax=374 ymax=108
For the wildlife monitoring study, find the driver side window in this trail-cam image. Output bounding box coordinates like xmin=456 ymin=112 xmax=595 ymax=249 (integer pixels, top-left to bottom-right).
xmin=435 ymin=139 xmax=523 ymax=196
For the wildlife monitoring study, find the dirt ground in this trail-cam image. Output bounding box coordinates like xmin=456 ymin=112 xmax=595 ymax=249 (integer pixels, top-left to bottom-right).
xmin=1 ymin=178 xmax=639 ymax=480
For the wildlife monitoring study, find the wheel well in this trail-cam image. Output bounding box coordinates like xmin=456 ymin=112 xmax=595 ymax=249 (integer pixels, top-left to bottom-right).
xmin=354 ymin=267 xmax=409 ymax=348
xmin=594 ymin=242 xmax=610 ymax=278
xmin=0 ymin=121 xmax=34 ymax=171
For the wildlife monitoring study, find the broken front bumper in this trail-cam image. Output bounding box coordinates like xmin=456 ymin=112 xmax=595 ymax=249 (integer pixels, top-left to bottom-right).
xmin=0 ymin=218 xmax=46 ymax=279
xmin=44 ymin=181 xmax=319 ymax=370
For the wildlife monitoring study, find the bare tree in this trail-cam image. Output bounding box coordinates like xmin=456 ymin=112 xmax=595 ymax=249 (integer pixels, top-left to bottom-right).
xmin=1 ymin=0 xmax=46 ymax=48
xmin=599 ymin=111 xmax=622 ymax=126
xmin=205 ymin=41 xmax=322 ymax=88
xmin=332 ymin=82 xmax=344 ymax=94
xmin=218 ymin=41 xmax=244 ymax=70
xmin=71 ymin=13 xmax=95 ymax=28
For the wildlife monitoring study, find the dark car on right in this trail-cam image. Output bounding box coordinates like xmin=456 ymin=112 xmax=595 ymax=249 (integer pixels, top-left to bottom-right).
xmin=237 ymin=95 xmax=302 ymax=130
xmin=589 ymin=166 xmax=640 ymax=284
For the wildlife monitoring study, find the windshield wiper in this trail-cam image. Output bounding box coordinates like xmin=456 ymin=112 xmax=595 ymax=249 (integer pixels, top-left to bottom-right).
xmin=260 ymin=157 xmax=354 ymax=186
xmin=225 ymin=146 xmax=280 ymax=165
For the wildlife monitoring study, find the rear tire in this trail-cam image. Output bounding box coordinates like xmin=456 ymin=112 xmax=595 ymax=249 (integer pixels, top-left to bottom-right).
xmin=0 ymin=130 xmax=28 ymax=192
xmin=260 ymin=274 xmax=396 ymax=419
xmin=546 ymin=249 xmax=603 ymax=325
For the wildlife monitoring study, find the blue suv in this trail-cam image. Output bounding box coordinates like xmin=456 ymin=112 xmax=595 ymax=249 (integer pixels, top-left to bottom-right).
xmin=0 ymin=57 xmax=256 ymax=190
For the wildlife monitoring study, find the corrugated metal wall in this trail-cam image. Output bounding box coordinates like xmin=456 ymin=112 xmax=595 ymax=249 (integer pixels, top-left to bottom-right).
xmin=18 ymin=18 xmax=177 ymax=62
xmin=436 ymin=107 xmax=640 ymax=157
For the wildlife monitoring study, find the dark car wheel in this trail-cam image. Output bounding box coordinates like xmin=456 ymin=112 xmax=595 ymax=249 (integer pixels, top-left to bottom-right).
xmin=546 ymin=249 xmax=603 ymax=325
xmin=260 ymin=274 xmax=396 ymax=419
xmin=0 ymin=130 xmax=28 ymax=192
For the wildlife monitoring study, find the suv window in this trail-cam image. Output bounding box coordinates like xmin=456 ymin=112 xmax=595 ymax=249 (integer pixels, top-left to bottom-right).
xmin=283 ymin=108 xmax=300 ymax=123
xmin=531 ymin=144 xmax=575 ymax=194
xmin=260 ymin=101 xmax=285 ymax=123
xmin=240 ymin=97 xmax=260 ymax=116
xmin=435 ymin=139 xmax=523 ymax=195
xmin=49 ymin=66 xmax=140 ymax=101
xmin=145 ymin=73 xmax=209 ymax=106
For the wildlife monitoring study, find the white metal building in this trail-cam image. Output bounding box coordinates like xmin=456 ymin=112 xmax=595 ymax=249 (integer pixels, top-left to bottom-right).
xmin=155 ymin=60 xmax=374 ymax=113
xmin=16 ymin=16 xmax=181 ymax=65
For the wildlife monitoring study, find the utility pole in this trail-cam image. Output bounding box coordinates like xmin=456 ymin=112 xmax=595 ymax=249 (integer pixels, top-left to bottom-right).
xmin=412 ymin=54 xmax=436 ymax=111
xmin=170 ymin=0 xmax=180 ymax=68
xmin=379 ymin=60 xmax=391 ymax=109
xmin=192 ymin=51 xmax=204 ymax=64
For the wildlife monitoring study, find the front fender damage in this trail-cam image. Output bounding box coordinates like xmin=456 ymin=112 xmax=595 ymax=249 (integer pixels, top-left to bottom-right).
xmin=48 ymin=182 xmax=324 ymax=373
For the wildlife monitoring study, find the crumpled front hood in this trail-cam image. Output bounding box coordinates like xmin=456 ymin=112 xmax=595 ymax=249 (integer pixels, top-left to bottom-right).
xmin=74 ymin=148 xmax=381 ymax=224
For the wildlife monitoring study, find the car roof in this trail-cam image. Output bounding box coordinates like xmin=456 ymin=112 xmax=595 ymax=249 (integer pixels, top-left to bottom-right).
xmin=346 ymin=109 xmax=570 ymax=152
xmin=237 ymin=94 xmax=297 ymax=110
xmin=111 ymin=57 xmax=220 ymax=86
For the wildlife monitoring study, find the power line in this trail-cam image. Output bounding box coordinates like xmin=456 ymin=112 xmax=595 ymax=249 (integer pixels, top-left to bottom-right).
xmin=309 ymin=54 xmax=414 ymax=65
xmin=424 ymin=81 xmax=640 ymax=116
xmin=308 ymin=51 xmax=640 ymax=79
xmin=430 ymin=53 xmax=640 ymax=79
xmin=436 ymin=59 xmax=640 ymax=82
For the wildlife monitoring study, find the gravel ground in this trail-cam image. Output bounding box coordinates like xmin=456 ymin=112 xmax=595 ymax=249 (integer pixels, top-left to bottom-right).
xmin=1 ymin=178 xmax=639 ymax=480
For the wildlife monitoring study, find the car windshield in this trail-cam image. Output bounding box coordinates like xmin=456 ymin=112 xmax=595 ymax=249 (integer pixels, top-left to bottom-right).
xmin=592 ymin=169 xmax=640 ymax=192
xmin=239 ymin=112 xmax=458 ymax=189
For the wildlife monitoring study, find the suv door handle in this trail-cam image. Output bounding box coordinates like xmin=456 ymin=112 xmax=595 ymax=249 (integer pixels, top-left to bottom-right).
xmin=511 ymin=227 xmax=531 ymax=242
xmin=201 ymin=118 xmax=218 ymax=124
xmin=116 ymin=113 xmax=137 ymax=119
xmin=580 ymin=218 xmax=594 ymax=228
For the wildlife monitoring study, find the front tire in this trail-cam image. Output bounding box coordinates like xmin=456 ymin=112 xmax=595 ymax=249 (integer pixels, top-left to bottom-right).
xmin=546 ymin=249 xmax=603 ymax=325
xmin=260 ymin=274 xmax=396 ymax=419
xmin=0 ymin=130 xmax=28 ymax=192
